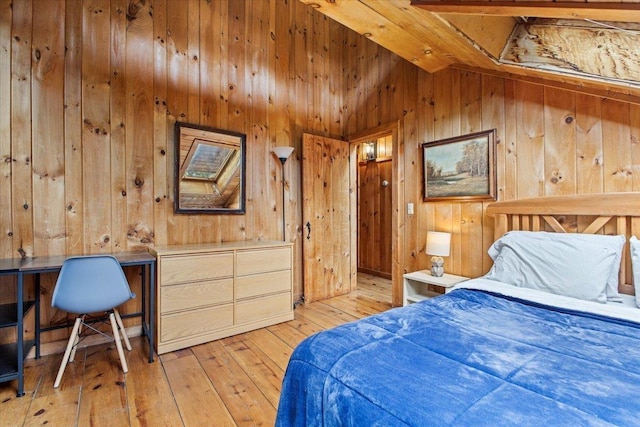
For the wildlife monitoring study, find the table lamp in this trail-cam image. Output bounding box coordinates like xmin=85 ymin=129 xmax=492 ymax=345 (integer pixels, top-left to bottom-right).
xmin=426 ymin=231 xmax=451 ymax=277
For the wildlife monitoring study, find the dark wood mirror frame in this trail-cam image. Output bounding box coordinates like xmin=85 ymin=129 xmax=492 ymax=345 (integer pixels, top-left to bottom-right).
xmin=174 ymin=122 xmax=246 ymax=214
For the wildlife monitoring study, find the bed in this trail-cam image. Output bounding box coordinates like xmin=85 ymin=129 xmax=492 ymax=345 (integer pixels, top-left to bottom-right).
xmin=276 ymin=193 xmax=640 ymax=426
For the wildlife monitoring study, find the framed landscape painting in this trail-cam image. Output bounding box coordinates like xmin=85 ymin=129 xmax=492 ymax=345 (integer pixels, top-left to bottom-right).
xmin=422 ymin=129 xmax=497 ymax=202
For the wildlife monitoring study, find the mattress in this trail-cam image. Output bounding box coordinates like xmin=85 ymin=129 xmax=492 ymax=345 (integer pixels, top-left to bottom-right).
xmin=276 ymin=279 xmax=640 ymax=426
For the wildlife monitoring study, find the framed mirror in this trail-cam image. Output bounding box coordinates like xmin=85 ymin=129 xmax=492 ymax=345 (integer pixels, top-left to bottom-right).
xmin=175 ymin=122 xmax=246 ymax=214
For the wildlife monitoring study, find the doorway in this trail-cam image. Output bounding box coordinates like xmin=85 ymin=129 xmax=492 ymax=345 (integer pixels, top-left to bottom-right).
xmin=349 ymin=121 xmax=402 ymax=307
xmin=300 ymin=122 xmax=403 ymax=306
xmin=357 ymin=134 xmax=392 ymax=279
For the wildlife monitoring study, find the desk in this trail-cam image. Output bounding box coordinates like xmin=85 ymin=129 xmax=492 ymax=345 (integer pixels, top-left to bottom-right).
xmin=0 ymin=252 xmax=155 ymax=397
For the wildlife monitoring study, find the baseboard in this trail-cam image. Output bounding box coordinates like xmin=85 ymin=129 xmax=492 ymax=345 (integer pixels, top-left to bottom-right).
xmin=357 ymin=267 xmax=392 ymax=280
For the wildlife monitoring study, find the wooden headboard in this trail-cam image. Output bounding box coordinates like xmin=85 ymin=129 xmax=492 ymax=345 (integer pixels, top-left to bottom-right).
xmin=486 ymin=193 xmax=640 ymax=296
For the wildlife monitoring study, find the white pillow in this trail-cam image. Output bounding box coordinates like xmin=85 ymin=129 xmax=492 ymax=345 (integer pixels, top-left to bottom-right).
xmin=485 ymin=231 xmax=625 ymax=303
xmin=630 ymin=236 xmax=640 ymax=308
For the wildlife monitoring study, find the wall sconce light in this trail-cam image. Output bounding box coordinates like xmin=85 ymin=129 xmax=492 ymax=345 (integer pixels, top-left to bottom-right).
xmin=272 ymin=146 xmax=295 ymax=241
xmin=363 ymin=141 xmax=377 ymax=162
xmin=426 ymin=231 xmax=451 ymax=277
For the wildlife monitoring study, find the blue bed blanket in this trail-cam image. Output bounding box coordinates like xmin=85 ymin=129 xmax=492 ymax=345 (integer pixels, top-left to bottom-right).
xmin=276 ymin=289 xmax=640 ymax=426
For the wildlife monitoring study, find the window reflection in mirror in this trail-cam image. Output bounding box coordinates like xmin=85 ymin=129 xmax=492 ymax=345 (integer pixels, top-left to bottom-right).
xmin=175 ymin=122 xmax=246 ymax=214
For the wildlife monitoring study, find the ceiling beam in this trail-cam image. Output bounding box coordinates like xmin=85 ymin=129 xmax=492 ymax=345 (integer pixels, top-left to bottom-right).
xmin=300 ymin=0 xmax=497 ymax=71
xmin=300 ymin=0 xmax=453 ymax=72
xmin=360 ymin=0 xmax=497 ymax=69
xmin=411 ymin=1 xmax=640 ymax=23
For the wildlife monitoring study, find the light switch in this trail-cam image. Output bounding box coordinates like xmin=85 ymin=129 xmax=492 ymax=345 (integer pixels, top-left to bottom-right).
xmin=407 ymin=203 xmax=414 ymax=215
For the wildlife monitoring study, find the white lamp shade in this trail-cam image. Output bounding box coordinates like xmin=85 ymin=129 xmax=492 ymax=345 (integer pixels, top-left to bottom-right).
xmin=426 ymin=231 xmax=451 ymax=257
xmin=273 ymin=146 xmax=295 ymax=161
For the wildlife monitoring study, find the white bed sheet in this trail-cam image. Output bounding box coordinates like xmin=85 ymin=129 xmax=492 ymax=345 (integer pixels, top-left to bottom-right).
xmin=455 ymin=277 xmax=640 ymax=323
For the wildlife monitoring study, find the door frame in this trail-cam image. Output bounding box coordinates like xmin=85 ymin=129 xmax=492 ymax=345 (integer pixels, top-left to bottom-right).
xmin=349 ymin=120 xmax=403 ymax=306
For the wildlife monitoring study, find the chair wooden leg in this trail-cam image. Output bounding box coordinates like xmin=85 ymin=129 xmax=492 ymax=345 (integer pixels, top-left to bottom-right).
xmin=109 ymin=312 xmax=128 ymax=373
xmin=113 ymin=308 xmax=132 ymax=351
xmin=69 ymin=315 xmax=84 ymax=362
xmin=54 ymin=317 xmax=82 ymax=388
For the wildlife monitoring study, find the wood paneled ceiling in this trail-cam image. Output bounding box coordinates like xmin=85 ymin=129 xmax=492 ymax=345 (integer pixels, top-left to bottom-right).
xmin=300 ymin=0 xmax=640 ymax=101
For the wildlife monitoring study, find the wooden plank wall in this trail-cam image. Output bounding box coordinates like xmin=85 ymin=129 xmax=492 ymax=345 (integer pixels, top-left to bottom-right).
xmin=0 ymin=0 xmax=346 ymax=344
xmin=342 ymin=27 xmax=640 ymax=305
xmin=404 ymin=73 xmax=638 ymax=304
xmin=2 ymin=0 xmax=640 ymax=334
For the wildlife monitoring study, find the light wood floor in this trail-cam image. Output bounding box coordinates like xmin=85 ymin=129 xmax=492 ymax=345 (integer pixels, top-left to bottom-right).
xmin=0 ymin=273 xmax=392 ymax=427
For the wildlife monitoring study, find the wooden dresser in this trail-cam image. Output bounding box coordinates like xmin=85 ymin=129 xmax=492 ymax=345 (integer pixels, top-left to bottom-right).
xmin=149 ymin=241 xmax=293 ymax=354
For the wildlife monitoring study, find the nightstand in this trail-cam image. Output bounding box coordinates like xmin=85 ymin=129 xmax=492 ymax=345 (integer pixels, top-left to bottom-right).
xmin=403 ymin=270 xmax=469 ymax=306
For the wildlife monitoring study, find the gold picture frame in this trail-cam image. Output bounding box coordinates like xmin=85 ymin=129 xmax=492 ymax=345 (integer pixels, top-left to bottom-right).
xmin=422 ymin=129 xmax=497 ymax=202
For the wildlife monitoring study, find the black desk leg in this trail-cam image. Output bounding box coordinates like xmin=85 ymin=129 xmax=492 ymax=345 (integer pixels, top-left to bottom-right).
xmin=141 ymin=265 xmax=146 ymax=340
xmin=16 ymin=272 xmax=24 ymax=397
xmin=139 ymin=262 xmax=154 ymax=363
xmin=148 ymin=262 xmax=155 ymax=363
xmin=35 ymin=273 xmax=40 ymax=359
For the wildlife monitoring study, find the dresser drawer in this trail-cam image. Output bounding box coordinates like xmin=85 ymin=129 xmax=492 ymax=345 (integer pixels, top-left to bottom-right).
xmin=235 ymin=292 xmax=291 ymax=325
xmin=236 ymin=247 xmax=291 ymax=276
xmin=160 ymin=252 xmax=233 ymax=285
xmin=160 ymin=278 xmax=233 ymax=313
xmin=235 ymin=270 xmax=291 ymax=300
xmin=160 ymin=304 xmax=234 ymax=342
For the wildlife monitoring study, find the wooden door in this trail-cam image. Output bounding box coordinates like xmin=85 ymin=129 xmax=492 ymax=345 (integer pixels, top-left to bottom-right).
xmin=302 ymin=133 xmax=355 ymax=302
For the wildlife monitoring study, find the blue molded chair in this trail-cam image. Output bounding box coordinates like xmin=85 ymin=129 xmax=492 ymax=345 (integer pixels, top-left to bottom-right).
xmin=51 ymin=255 xmax=135 ymax=388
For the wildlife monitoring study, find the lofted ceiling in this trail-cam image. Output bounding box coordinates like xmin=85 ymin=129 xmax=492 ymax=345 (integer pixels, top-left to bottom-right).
xmin=299 ymin=0 xmax=640 ymax=102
